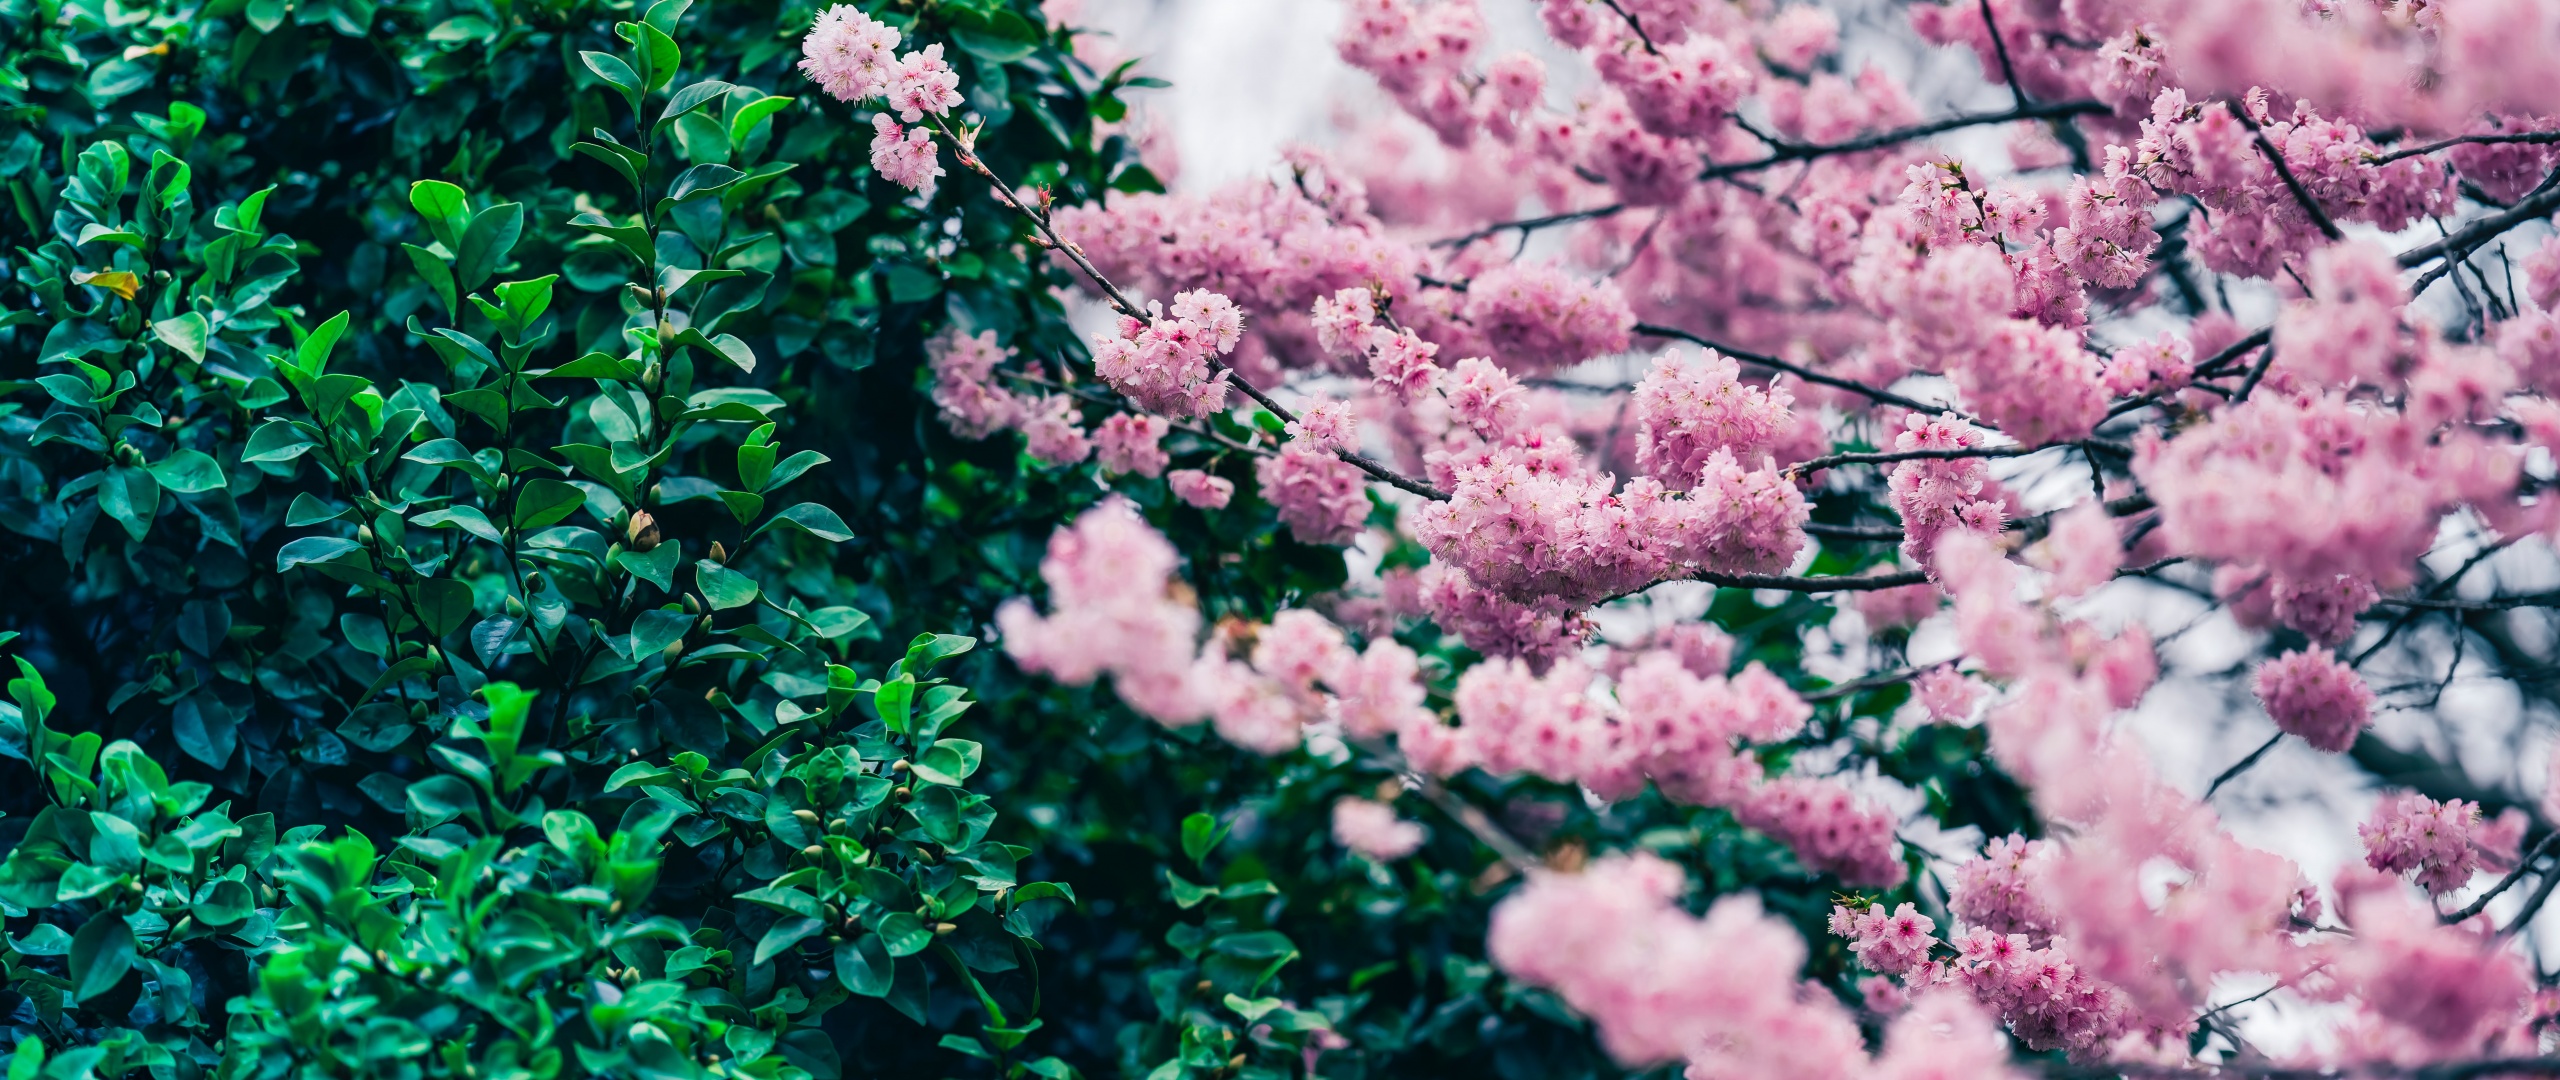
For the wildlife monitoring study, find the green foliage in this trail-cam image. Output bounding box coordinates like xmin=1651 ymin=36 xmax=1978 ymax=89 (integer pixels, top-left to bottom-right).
xmin=0 ymin=646 xmax=1070 ymax=1080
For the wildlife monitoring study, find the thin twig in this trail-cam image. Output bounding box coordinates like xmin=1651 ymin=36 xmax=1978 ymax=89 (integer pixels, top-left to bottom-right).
xmin=2227 ymin=99 xmax=2342 ymax=242
xmin=1430 ymin=204 xmax=1627 ymax=249
xmin=2203 ymin=731 xmax=2285 ymax=800
xmin=2373 ymin=591 xmax=2560 ymax=612
xmin=1976 ymin=0 xmax=2030 ymax=111
xmin=1805 ymin=521 xmax=1905 ymax=542
xmin=1594 ymin=0 xmax=1660 ymax=55
xmin=1700 ymin=100 xmax=2110 ymax=182
xmin=1631 ymin=323 xmax=1953 ymax=415
xmin=930 ymin=117 xmax=1452 ymax=503
xmin=2441 ymin=829 xmax=2560 ymax=924
xmin=2371 ymin=129 xmax=2560 ymax=166
xmin=2502 ymin=859 xmax=2560 ymax=939
xmin=1788 ymin=443 xmax=2037 ymax=477
xmin=2233 ymin=340 xmax=2281 ymax=402
xmin=1804 ymin=665 xmax=1924 ymax=703
xmin=2404 ymin=168 xmax=2560 ymax=293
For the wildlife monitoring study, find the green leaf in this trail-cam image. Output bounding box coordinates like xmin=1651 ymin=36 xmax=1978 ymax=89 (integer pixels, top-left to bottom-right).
xmin=625 ymin=609 xmax=692 ymax=659
xmin=910 ymin=738 xmax=981 ymax=786
xmin=616 ymin=542 xmax=680 ymax=591
xmin=511 ymin=479 xmax=585 ymax=529
xmin=299 ymin=311 xmax=352 ymax=374
xmin=761 ymin=449 xmax=829 ymax=492
xmin=729 ymin=94 xmax=796 ymax=147
xmin=361 ymin=657 xmax=437 ymax=706
xmin=671 ymin=327 xmax=757 ymax=372
xmin=568 ymin=211 xmax=655 ymax=269
xmin=455 ymin=202 xmax=524 ymax=295
xmin=542 ymin=352 xmax=643 ymax=380
xmin=836 ymin=934 xmax=892 ymax=996
xmin=152 ymin=312 xmax=209 ymax=362
xmin=581 ymin=52 xmax=643 ymax=111
xmin=418 ymin=577 xmax=476 ymax=638
xmin=668 ymin=162 xmax=744 ymax=202
xmin=408 ymin=179 xmax=470 ymax=250
xmin=1165 ymin=870 xmax=1214 ymax=910
xmin=656 ymin=80 xmax=736 ymax=139
xmin=337 ymin=703 xmax=414 ymax=752
xmin=148 ymin=449 xmax=227 ymax=493
xmin=874 ymin=675 xmax=914 ymax=734
xmin=277 ymin=536 xmax=362 ymax=570
xmin=695 ymin=560 xmax=759 ymax=610
xmin=411 ymin=505 xmax=504 ymax=545
xmin=173 ymin=694 xmax=237 ymax=767
xmin=756 ymin=502 xmax=852 ymax=542
xmin=1181 ymin=812 xmax=1230 ymax=866
xmin=950 ymin=8 xmax=1042 ymax=62
xmin=754 ymin=917 xmax=824 ymax=964
xmin=573 ymin=140 xmax=648 ymax=202
xmin=877 ymin=912 xmax=931 ymax=958
xmin=1209 ymin=930 xmax=1297 ymax=959
xmin=68 ymin=912 xmax=135 ymax=1001
xmin=192 ymin=878 xmax=254 ymax=926
xmin=638 ymin=23 xmax=681 ymax=92
xmin=245 ymin=420 xmax=317 ymax=462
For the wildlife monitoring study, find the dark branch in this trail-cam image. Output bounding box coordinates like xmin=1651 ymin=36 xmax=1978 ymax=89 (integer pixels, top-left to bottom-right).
xmin=1632 ymin=322 xmax=1954 ymax=415
xmin=1787 ymin=444 xmax=2037 ymax=477
xmin=933 ymin=118 xmax=1453 ymax=504
xmin=2440 ymin=829 xmax=2560 ymax=924
xmin=1805 ymin=521 xmax=1906 ymax=542
xmin=2371 ymin=129 xmax=2560 ymax=166
xmin=2202 ymin=731 xmax=2285 ymax=800
xmin=2403 ymin=168 xmax=2560 ymax=293
xmin=1698 ymin=100 xmax=2111 ymax=182
xmin=1430 ymin=204 xmax=1628 ymax=249
xmin=2228 ymin=99 xmax=2342 ymax=242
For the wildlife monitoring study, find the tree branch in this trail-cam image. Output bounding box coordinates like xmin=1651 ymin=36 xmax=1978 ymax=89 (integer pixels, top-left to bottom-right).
xmin=2440 ymin=829 xmax=2560 ymax=924
xmin=931 ymin=117 xmax=1452 ymax=503
xmin=1631 ymin=322 xmax=1954 ymax=415
xmin=2371 ymin=129 xmax=2560 ymax=166
xmin=2403 ymin=168 xmax=2560 ymax=294
xmin=1431 ymin=204 xmax=1628 ymax=249
xmin=1699 ymin=100 xmax=2110 ymax=182
xmin=2202 ymin=731 xmax=2285 ymax=800
xmin=2227 ymin=99 xmax=2342 ymax=242
xmin=1787 ymin=443 xmax=2037 ymax=477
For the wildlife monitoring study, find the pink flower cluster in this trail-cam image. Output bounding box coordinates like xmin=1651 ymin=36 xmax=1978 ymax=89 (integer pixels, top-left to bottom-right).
xmin=1257 ymin=443 xmax=1369 ymax=544
xmin=2359 ymin=791 xmax=2524 ymax=896
xmin=1950 ymin=835 xmax=2060 ymax=940
xmin=1884 ymin=414 xmax=2006 ymax=571
xmin=1331 ymin=795 xmax=1426 ymax=860
xmin=926 ymin=328 xmax=1116 ymax=467
xmin=1632 ymin=347 xmax=1799 ymax=481
xmin=1489 ymin=853 xmax=1872 ymax=1075
xmin=2251 ymin=648 xmax=2375 ymax=753
xmin=1827 ymin=898 xmax=2132 ymax=1059
xmin=1412 ymin=435 xmax=1808 ymax=614
xmin=1734 ymin=776 xmax=1907 ymax=888
xmin=2134 ymin=389 xmax=2517 ymax=593
xmin=1091 ymin=290 xmax=1246 ymax=418
xmin=801 ymin=7 xmax=958 ymax=196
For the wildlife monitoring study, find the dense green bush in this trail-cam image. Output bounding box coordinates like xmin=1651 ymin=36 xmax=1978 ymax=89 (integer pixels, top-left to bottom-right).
xmin=0 ymin=0 xmax=2001 ymax=1076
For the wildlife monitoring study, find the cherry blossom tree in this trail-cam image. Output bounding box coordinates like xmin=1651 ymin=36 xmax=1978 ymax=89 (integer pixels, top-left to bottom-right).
xmin=809 ymin=0 xmax=2560 ymax=1073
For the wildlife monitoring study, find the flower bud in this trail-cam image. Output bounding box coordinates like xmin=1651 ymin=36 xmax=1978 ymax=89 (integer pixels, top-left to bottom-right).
xmin=626 ymin=510 xmax=660 ymax=552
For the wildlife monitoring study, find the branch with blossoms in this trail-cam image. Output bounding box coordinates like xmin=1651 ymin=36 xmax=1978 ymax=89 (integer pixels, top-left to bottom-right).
xmin=805 ymin=0 xmax=2560 ymax=1076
